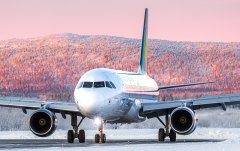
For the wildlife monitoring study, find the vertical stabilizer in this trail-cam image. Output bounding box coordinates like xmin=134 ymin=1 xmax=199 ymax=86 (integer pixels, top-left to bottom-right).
xmin=138 ymin=8 xmax=148 ymax=75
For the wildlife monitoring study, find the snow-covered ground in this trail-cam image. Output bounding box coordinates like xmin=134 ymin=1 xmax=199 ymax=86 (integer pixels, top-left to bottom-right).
xmin=0 ymin=128 xmax=240 ymax=151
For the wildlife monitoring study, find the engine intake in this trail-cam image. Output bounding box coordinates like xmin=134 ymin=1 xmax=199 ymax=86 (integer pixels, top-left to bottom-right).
xmin=29 ymin=109 xmax=57 ymax=137
xmin=170 ymin=107 xmax=197 ymax=135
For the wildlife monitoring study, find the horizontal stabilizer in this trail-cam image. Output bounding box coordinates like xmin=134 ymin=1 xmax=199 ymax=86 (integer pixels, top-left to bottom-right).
xmin=157 ymin=81 xmax=215 ymax=91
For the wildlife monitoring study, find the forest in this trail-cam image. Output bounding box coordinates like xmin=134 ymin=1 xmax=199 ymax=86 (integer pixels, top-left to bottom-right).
xmin=0 ymin=33 xmax=239 ymax=100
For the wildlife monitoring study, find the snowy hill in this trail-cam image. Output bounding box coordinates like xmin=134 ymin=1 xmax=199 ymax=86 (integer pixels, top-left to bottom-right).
xmin=0 ymin=34 xmax=239 ymax=98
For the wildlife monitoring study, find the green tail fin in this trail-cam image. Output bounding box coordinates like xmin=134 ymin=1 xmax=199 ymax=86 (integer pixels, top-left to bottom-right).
xmin=138 ymin=8 xmax=148 ymax=75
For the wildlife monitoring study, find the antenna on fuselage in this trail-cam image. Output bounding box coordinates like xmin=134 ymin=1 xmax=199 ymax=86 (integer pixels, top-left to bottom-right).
xmin=137 ymin=8 xmax=148 ymax=75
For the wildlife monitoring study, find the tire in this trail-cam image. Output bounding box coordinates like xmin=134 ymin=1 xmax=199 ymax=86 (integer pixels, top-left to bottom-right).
xmin=78 ymin=129 xmax=85 ymax=143
xmin=67 ymin=130 xmax=74 ymax=143
xmin=101 ymin=133 xmax=106 ymax=143
xmin=95 ymin=134 xmax=100 ymax=143
xmin=169 ymin=129 xmax=176 ymax=142
xmin=158 ymin=128 xmax=165 ymax=142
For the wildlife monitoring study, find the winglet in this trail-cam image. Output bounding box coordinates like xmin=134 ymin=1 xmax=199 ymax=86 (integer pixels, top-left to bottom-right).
xmin=138 ymin=8 xmax=148 ymax=75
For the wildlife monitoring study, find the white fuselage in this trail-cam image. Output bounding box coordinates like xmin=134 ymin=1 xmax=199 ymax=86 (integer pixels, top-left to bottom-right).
xmin=74 ymin=68 xmax=159 ymax=123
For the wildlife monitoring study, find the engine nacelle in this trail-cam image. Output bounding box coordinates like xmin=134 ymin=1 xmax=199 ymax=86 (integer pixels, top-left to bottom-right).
xmin=29 ymin=109 xmax=57 ymax=137
xmin=170 ymin=107 xmax=197 ymax=135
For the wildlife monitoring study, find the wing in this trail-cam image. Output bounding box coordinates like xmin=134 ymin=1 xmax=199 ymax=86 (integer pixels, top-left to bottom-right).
xmin=0 ymin=96 xmax=81 ymax=115
xmin=140 ymin=93 xmax=240 ymax=118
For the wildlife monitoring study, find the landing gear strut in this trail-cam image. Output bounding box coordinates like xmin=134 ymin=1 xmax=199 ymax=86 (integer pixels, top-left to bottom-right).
xmin=67 ymin=113 xmax=85 ymax=143
xmin=95 ymin=121 xmax=106 ymax=143
xmin=157 ymin=115 xmax=176 ymax=142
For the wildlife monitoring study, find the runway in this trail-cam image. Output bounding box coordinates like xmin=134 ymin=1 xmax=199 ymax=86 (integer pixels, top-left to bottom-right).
xmin=0 ymin=138 xmax=225 ymax=149
xmin=0 ymin=129 xmax=239 ymax=151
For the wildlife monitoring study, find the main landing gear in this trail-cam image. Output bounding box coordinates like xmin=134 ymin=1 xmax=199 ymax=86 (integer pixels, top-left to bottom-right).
xmin=67 ymin=113 xmax=85 ymax=143
xmin=157 ymin=115 xmax=176 ymax=142
xmin=95 ymin=121 xmax=106 ymax=143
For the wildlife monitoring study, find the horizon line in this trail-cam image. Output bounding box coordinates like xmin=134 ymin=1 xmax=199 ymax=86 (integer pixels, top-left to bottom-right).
xmin=0 ymin=33 xmax=239 ymax=43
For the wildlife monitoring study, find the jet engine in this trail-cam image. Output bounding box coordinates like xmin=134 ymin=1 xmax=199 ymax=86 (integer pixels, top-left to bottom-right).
xmin=170 ymin=107 xmax=197 ymax=135
xmin=29 ymin=109 xmax=57 ymax=137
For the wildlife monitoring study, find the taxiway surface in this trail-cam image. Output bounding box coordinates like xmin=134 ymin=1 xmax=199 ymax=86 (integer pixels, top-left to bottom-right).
xmin=0 ymin=128 xmax=239 ymax=151
xmin=0 ymin=138 xmax=225 ymax=149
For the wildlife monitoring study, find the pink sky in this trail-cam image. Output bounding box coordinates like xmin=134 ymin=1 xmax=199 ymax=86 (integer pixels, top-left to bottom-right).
xmin=0 ymin=0 xmax=240 ymax=42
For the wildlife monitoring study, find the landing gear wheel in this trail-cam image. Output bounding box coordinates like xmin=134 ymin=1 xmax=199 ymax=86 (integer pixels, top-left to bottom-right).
xmin=101 ymin=133 xmax=106 ymax=143
xmin=95 ymin=134 xmax=100 ymax=143
xmin=78 ymin=129 xmax=85 ymax=143
xmin=158 ymin=128 xmax=165 ymax=142
xmin=67 ymin=130 xmax=74 ymax=143
xmin=169 ymin=129 xmax=176 ymax=142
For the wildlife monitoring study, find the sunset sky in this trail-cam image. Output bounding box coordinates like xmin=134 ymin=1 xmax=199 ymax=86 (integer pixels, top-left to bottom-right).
xmin=0 ymin=0 xmax=240 ymax=42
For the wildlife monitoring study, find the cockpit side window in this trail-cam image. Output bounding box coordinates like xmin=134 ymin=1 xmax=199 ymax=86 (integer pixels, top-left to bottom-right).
xmin=94 ymin=81 xmax=105 ymax=88
xmin=109 ymin=81 xmax=116 ymax=89
xmin=77 ymin=82 xmax=83 ymax=89
xmin=83 ymin=82 xmax=93 ymax=88
xmin=105 ymin=81 xmax=112 ymax=88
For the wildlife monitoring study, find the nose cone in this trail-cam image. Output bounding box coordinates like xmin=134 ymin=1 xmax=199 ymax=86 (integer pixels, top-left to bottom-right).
xmin=75 ymin=89 xmax=104 ymax=117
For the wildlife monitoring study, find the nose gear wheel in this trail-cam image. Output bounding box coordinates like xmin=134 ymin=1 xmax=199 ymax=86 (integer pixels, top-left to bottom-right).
xmin=95 ymin=122 xmax=106 ymax=143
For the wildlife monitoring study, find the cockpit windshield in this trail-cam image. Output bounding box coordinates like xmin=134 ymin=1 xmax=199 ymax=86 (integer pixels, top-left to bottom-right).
xmin=94 ymin=81 xmax=105 ymax=88
xmin=82 ymin=82 xmax=93 ymax=88
xmin=78 ymin=81 xmax=116 ymax=89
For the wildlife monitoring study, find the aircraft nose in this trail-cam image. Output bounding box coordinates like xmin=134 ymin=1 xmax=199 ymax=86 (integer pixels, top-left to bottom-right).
xmin=76 ymin=90 xmax=104 ymax=115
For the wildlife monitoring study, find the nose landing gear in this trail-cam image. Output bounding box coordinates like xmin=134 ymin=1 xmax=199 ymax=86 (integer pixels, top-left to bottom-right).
xmin=95 ymin=121 xmax=106 ymax=143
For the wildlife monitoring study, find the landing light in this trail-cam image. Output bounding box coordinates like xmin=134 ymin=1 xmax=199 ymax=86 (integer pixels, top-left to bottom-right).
xmin=94 ymin=117 xmax=103 ymax=126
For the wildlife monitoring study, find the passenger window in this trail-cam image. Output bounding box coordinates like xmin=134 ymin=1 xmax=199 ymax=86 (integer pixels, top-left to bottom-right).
xmin=109 ymin=81 xmax=116 ymax=89
xmin=105 ymin=81 xmax=112 ymax=88
xmin=83 ymin=82 xmax=93 ymax=88
xmin=94 ymin=81 xmax=105 ymax=88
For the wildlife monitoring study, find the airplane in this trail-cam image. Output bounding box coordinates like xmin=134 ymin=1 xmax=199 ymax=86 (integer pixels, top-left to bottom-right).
xmin=0 ymin=8 xmax=240 ymax=144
